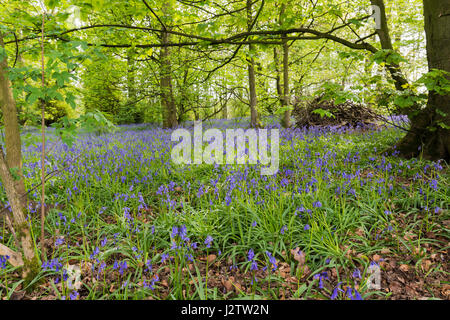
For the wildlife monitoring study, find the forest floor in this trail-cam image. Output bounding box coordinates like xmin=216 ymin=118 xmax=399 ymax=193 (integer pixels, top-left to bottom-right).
xmin=1 ymin=120 xmax=449 ymax=300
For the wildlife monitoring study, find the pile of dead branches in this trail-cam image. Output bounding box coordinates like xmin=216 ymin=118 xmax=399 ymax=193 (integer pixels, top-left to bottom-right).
xmin=293 ymin=96 xmax=384 ymax=128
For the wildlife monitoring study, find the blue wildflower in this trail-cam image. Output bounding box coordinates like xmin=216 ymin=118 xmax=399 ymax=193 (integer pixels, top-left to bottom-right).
xmin=204 ymin=235 xmax=213 ymax=248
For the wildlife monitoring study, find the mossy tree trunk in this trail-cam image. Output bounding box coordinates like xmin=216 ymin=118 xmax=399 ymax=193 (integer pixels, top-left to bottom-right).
xmin=0 ymin=34 xmax=26 ymax=201
xmin=395 ymin=0 xmax=450 ymax=161
xmin=0 ymin=33 xmax=39 ymax=281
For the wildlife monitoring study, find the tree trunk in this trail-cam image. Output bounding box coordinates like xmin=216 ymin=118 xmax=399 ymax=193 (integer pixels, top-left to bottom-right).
xmin=276 ymin=3 xmax=292 ymax=128
xmin=126 ymin=50 xmax=139 ymax=123
xmin=193 ymin=108 xmax=200 ymax=121
xmin=248 ymin=60 xmax=259 ymax=127
xmin=0 ymin=33 xmax=39 ymax=281
xmin=274 ymin=47 xmax=283 ymax=102
xmin=395 ymin=0 xmax=450 ymax=161
xmin=281 ymin=36 xmax=291 ymax=128
xmin=160 ymin=30 xmax=178 ymax=128
xmin=158 ymin=1 xmax=178 ymax=129
xmin=247 ymin=0 xmax=260 ymax=128
xmin=127 ymin=50 xmax=136 ymax=103
xmin=0 ymin=34 xmax=27 ymax=201
xmin=221 ymin=94 xmax=228 ymax=119
xmin=370 ymin=0 xmax=409 ymax=92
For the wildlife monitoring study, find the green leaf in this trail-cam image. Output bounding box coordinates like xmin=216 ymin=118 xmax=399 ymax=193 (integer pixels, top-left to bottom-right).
xmin=417 ymin=69 xmax=450 ymax=95
xmin=9 ymin=167 xmax=21 ymax=181
xmin=436 ymin=109 xmax=448 ymax=117
xmin=0 ymin=47 xmax=7 ymax=61
xmin=45 ymin=0 xmax=61 ymax=9
xmin=312 ymin=108 xmax=335 ymax=119
xmin=372 ymin=49 xmax=407 ymax=65
xmin=437 ymin=122 xmax=450 ymax=130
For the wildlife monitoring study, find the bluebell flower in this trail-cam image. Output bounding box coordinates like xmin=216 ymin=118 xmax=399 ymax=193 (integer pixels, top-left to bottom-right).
xmin=313 ymin=201 xmax=322 ymax=208
xmin=55 ymin=238 xmax=65 ymax=246
xmin=204 ymin=235 xmax=213 ymax=248
xmin=70 ymin=291 xmax=79 ymax=300
xmin=119 ymin=261 xmax=127 ymax=275
xmin=63 ymin=269 xmax=69 ymax=281
xmin=144 ymin=275 xmax=159 ymax=290
xmin=346 ymin=287 xmax=353 ymax=299
xmin=161 ymin=253 xmax=169 ymax=263
xmin=331 ymin=282 xmax=344 ymax=300
xmin=248 ymin=249 xmax=255 ymax=261
xmin=265 ymin=251 xmax=277 ymax=271
xmin=352 ymin=268 xmax=361 ymax=279
xmin=352 ymin=289 xmax=363 ymax=300
xmin=313 ymin=272 xmax=328 ymax=289
xmin=0 ymin=255 xmax=10 ymax=269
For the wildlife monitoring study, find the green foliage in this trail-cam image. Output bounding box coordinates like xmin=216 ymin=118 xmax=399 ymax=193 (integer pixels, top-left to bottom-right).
xmin=371 ymin=49 xmax=408 ymax=66
xmin=417 ymin=69 xmax=450 ymax=95
xmin=338 ymin=51 xmax=365 ymax=61
xmin=0 ymin=46 xmax=7 ymax=61
xmin=274 ymin=104 xmax=294 ymax=116
xmin=392 ymin=89 xmax=425 ymax=109
xmin=372 ymin=69 xmax=450 ymax=115
xmin=312 ymin=108 xmax=336 ymax=119
xmin=315 ymin=82 xmax=361 ymax=105
xmin=9 ymin=167 xmax=21 ymax=181
xmin=51 ymin=109 xmax=116 ymax=146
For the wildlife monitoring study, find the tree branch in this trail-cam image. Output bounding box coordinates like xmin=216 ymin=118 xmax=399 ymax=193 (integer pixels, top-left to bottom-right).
xmin=0 ymin=243 xmax=23 ymax=267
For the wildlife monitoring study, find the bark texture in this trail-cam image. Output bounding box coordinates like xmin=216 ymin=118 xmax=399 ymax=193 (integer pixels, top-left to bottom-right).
xmin=0 ymin=33 xmax=39 ymax=280
xmin=160 ymin=30 xmax=178 ymax=128
xmin=0 ymin=34 xmax=26 ymax=199
xmin=158 ymin=2 xmax=178 ymax=129
xmin=281 ymin=39 xmax=291 ymax=127
xmin=278 ymin=4 xmax=292 ymax=128
xmin=247 ymin=0 xmax=260 ymax=128
xmin=395 ymin=0 xmax=450 ymax=161
xmin=370 ymin=0 xmax=409 ymax=91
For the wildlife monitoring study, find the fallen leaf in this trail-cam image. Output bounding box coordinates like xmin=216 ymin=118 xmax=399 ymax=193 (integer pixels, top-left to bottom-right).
xmin=399 ymin=264 xmax=409 ymax=272
xmin=290 ymin=247 xmax=305 ymax=265
xmin=421 ymin=260 xmax=432 ymax=272
xmin=222 ymin=279 xmax=233 ymax=292
xmin=389 ymin=281 xmax=403 ymax=294
xmin=207 ymin=254 xmax=217 ymax=264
